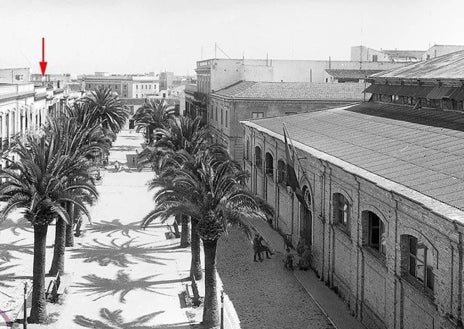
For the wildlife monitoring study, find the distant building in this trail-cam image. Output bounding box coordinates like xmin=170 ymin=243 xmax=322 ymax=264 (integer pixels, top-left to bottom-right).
xmin=351 ymin=44 xmax=464 ymax=63
xmin=210 ymin=81 xmax=368 ymax=160
xmin=81 ymin=74 xmax=159 ymax=99
xmin=0 ymin=67 xmax=66 ymax=166
xmin=0 ymin=68 xmax=30 ymax=84
xmin=159 ymin=71 xmax=174 ymax=90
xmin=193 ymin=57 xmax=405 ymax=125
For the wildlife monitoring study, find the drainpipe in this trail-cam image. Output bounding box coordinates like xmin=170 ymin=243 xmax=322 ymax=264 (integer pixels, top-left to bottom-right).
xmin=453 ymin=221 xmax=463 ymax=328
xmin=392 ymin=193 xmax=399 ymax=329
xmin=275 ymin=138 xmax=279 ymax=230
xmin=327 ymin=164 xmax=333 ymax=286
xmin=320 ymin=163 xmax=327 ymax=281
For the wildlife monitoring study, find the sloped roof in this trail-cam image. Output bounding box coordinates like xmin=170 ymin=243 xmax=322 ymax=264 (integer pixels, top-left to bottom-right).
xmin=326 ymin=69 xmax=383 ymax=79
xmin=213 ymin=81 xmax=366 ymax=101
xmin=372 ymin=50 xmax=464 ymax=80
xmin=243 ymin=102 xmax=464 ymax=215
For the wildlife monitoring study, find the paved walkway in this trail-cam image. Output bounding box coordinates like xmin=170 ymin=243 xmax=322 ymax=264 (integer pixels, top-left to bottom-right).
xmin=243 ymin=216 xmax=366 ymax=329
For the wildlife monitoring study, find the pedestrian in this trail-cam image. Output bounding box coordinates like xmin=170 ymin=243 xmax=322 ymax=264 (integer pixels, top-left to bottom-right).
xmin=298 ymin=245 xmax=311 ymax=271
xmin=284 ymin=248 xmax=294 ymax=270
xmin=258 ymin=235 xmax=274 ymax=259
xmin=253 ymin=234 xmax=263 ymax=262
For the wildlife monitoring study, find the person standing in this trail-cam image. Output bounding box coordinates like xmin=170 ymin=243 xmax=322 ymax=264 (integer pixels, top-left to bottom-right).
xmin=253 ymin=234 xmax=263 ymax=262
xmin=258 ymin=235 xmax=274 ymax=259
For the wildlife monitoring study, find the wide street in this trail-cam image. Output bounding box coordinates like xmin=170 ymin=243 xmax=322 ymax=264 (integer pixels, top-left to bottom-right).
xmin=1 ymin=129 xmax=337 ymax=329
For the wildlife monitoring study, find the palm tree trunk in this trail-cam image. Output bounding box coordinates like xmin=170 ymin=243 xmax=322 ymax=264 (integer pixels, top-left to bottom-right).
xmin=49 ymin=217 xmax=65 ymax=276
xmin=202 ymin=239 xmax=219 ymax=328
xmin=190 ymin=219 xmax=202 ymax=280
xmin=180 ymin=215 xmax=190 ymax=248
xmin=65 ymin=203 xmax=74 ymax=247
xmin=29 ymin=224 xmax=49 ymax=323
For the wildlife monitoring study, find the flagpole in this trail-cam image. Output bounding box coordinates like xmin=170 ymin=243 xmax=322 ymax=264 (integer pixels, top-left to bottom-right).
xmin=282 ymin=122 xmax=311 ymax=187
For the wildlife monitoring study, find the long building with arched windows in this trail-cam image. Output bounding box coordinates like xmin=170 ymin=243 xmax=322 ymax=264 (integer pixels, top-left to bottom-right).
xmin=241 ymin=51 xmax=464 ymax=329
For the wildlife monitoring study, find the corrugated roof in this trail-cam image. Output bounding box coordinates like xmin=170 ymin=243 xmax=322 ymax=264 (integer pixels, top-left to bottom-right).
xmin=325 ymin=69 xmax=384 ymax=79
xmin=244 ymin=102 xmax=464 ymax=212
xmin=372 ymin=50 xmax=464 ymax=80
xmin=213 ymin=81 xmax=367 ymax=101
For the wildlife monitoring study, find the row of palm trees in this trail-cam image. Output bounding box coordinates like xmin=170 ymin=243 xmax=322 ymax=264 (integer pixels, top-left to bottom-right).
xmin=0 ymin=87 xmax=128 ymax=323
xmin=134 ymin=100 xmax=273 ymax=328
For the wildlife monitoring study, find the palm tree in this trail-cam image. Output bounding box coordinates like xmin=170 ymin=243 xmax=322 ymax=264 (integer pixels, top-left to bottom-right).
xmin=142 ymin=145 xmax=271 ymax=328
xmin=0 ymin=133 xmax=94 ymax=323
xmin=133 ymin=98 xmax=176 ymax=145
xmin=152 ymin=116 xmax=210 ymax=249
xmin=43 ymin=117 xmax=104 ymax=274
xmin=62 ymin=102 xmax=113 ymax=245
xmin=82 ymin=87 xmax=129 ymax=138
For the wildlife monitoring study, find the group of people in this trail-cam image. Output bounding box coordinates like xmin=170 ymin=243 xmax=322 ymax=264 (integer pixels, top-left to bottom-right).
xmin=252 ymin=233 xmax=274 ymax=262
xmin=252 ymin=233 xmax=312 ymax=271
xmin=285 ymin=240 xmax=311 ymax=271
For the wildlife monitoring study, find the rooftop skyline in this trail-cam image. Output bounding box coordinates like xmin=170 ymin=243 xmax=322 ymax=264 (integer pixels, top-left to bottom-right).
xmin=1 ymin=0 xmax=463 ymax=76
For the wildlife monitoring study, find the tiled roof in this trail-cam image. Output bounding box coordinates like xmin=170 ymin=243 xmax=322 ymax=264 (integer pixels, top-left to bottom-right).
xmin=244 ymin=102 xmax=464 ymax=213
xmin=372 ymin=50 xmax=464 ymax=80
xmin=326 ymin=69 xmax=384 ymax=79
xmin=213 ymin=81 xmax=366 ymax=101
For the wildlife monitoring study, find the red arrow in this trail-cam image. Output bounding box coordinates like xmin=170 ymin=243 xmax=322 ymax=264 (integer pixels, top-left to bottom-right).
xmin=39 ymin=37 xmax=48 ymax=77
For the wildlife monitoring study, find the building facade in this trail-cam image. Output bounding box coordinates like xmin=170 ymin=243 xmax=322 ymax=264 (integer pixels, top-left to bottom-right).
xmin=210 ymin=81 xmax=369 ymax=160
xmin=240 ymin=51 xmax=464 ymax=329
xmin=81 ymin=74 xmax=159 ymax=98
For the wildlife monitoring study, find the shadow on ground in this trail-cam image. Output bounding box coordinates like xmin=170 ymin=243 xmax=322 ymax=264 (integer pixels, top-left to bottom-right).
xmin=74 ymin=308 xmax=164 ymax=329
xmin=0 ymin=240 xmax=34 ymax=262
xmin=86 ymin=219 xmax=154 ymax=238
xmin=71 ymin=238 xmax=173 ymax=267
xmin=0 ymin=218 xmax=33 ymax=236
xmin=74 ymin=270 xmax=189 ymax=302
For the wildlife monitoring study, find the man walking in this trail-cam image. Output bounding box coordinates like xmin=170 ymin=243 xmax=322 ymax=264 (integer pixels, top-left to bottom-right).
xmin=253 ymin=234 xmax=263 ymax=262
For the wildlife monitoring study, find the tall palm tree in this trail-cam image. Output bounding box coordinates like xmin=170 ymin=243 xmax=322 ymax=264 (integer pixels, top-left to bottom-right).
xmin=43 ymin=117 xmax=104 ymax=274
xmin=150 ymin=116 xmax=210 ymax=249
xmin=133 ymin=98 xmax=176 ymax=145
xmin=82 ymin=87 xmax=129 ymax=138
xmin=0 ymin=133 xmax=94 ymax=323
xmin=142 ymin=145 xmax=272 ymax=328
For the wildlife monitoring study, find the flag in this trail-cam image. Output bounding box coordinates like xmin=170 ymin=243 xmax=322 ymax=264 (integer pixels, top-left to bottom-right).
xmin=283 ymin=125 xmax=308 ymax=209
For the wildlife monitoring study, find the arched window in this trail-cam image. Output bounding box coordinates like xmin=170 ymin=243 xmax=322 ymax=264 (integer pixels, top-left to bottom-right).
xmin=400 ymin=235 xmax=434 ymax=292
xmin=333 ymin=193 xmax=350 ymax=232
xmin=265 ymin=152 xmax=274 ymax=177
xmin=255 ymin=146 xmax=262 ymax=169
xmin=245 ymin=138 xmax=250 ymax=161
xmin=362 ymin=211 xmax=386 ymax=256
xmin=277 ymin=160 xmax=286 ymax=185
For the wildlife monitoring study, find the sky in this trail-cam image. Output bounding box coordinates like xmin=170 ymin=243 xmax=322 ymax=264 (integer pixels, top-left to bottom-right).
xmin=0 ymin=0 xmax=463 ymax=77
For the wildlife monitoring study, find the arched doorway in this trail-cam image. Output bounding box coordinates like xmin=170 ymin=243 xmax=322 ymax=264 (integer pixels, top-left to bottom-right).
xmin=299 ymin=185 xmax=313 ymax=246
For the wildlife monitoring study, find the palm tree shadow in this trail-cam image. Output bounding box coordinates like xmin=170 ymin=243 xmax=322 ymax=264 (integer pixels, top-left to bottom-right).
xmin=71 ymin=238 xmax=173 ymax=267
xmin=0 ymin=239 xmax=34 ymax=262
xmin=74 ymin=270 xmax=188 ymax=303
xmin=0 ymin=264 xmax=17 ymax=299
xmin=0 ymin=218 xmax=33 ymax=236
xmin=86 ymin=219 xmax=154 ymax=238
xmin=74 ymin=308 xmax=164 ymax=329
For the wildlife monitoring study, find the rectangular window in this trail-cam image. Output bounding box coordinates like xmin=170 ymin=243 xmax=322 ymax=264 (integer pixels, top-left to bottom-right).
xmin=252 ymin=112 xmax=264 ymax=119
xmin=225 ymin=110 xmax=228 ymax=127
xmin=215 ymin=107 xmax=218 ymax=121
xmin=221 ymin=108 xmax=223 ymax=125
xmin=136 ymin=85 xmax=138 ymax=89
xmin=406 ymin=236 xmax=434 ymax=291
